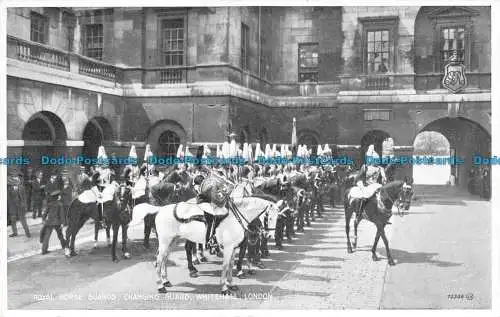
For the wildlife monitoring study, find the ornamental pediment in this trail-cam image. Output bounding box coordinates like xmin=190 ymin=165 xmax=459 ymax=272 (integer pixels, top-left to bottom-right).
xmin=429 ymin=6 xmax=480 ymax=19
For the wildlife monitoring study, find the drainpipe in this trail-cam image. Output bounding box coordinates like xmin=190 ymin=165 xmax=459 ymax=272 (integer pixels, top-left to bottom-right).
xmin=258 ymin=6 xmax=261 ymax=77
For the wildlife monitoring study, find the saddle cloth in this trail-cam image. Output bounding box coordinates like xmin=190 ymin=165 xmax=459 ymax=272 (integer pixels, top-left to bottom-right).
xmin=78 ymin=183 xmax=117 ymax=204
xmin=197 ymin=202 xmax=228 ymax=216
xmin=174 ymin=201 xmax=205 ymax=220
xmin=349 ymin=183 xmax=383 ymax=204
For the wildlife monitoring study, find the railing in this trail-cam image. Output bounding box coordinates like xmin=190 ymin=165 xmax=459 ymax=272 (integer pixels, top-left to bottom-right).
xmin=78 ymin=56 xmax=117 ymax=82
xmin=160 ymin=68 xmax=186 ymax=84
xmin=7 ymin=35 xmax=70 ymax=71
xmin=364 ymin=75 xmax=390 ymax=90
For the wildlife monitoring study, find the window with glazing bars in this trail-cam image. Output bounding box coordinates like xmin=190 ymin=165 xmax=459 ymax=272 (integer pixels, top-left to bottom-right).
xmin=364 ymin=110 xmax=391 ymax=121
xmin=241 ymin=23 xmax=249 ymax=70
xmin=366 ymin=30 xmax=389 ymax=74
xmin=441 ymin=26 xmax=465 ymax=69
xmin=162 ymin=19 xmax=184 ymax=66
xmin=84 ymin=24 xmax=103 ymax=60
xmin=30 ymin=12 xmax=47 ymax=43
xmin=298 ymin=43 xmax=319 ymax=82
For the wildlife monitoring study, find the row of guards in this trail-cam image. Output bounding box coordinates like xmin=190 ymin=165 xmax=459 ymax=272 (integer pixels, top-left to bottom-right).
xmin=90 ymin=117 xmax=337 ymax=185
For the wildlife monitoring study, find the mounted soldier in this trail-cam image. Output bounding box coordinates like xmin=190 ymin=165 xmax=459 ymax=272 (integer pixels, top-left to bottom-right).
xmin=197 ymin=174 xmax=231 ymax=250
xmin=352 ymin=144 xmax=388 ymax=222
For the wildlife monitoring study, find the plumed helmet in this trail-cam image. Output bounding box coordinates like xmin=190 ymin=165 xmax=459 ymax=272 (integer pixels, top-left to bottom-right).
xmin=366 ymin=144 xmax=379 ymax=159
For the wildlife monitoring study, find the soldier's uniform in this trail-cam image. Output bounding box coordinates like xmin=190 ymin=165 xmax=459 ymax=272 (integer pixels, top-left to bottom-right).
xmin=8 ymin=175 xmax=31 ymax=238
xmin=40 ymin=186 xmax=66 ymax=254
xmin=31 ymin=171 xmax=46 ymax=219
xmin=311 ymin=172 xmax=324 ymax=218
xmin=198 ymin=176 xmax=230 ymax=247
xmin=353 ymin=145 xmax=387 ymax=217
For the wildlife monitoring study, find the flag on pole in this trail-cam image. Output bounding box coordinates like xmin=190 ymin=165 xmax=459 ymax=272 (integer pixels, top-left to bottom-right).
xmin=291 ymin=117 xmax=297 ymax=156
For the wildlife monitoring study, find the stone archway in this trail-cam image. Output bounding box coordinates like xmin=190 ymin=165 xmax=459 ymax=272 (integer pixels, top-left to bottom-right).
xmin=146 ymin=120 xmax=187 ymax=157
xmin=413 ymin=131 xmax=451 ymax=185
xmin=22 ymin=111 xmax=68 ymax=177
xmin=360 ymin=130 xmax=393 ymax=160
xmin=412 ymin=116 xmax=491 ymax=190
xmin=82 ymin=117 xmax=115 ymax=161
xmin=298 ymin=130 xmax=320 ymax=156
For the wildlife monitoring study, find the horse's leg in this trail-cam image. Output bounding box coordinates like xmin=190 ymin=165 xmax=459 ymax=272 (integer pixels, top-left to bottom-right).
xmin=111 ymin=223 xmax=120 ymax=262
xmin=227 ymin=247 xmax=239 ymax=291
xmin=380 ymin=226 xmax=395 ymax=266
xmin=353 ymin=211 xmax=362 ymax=250
xmin=185 ymin=241 xmax=198 ymax=277
xmin=198 ymin=243 xmax=207 ymax=262
xmin=122 ymin=224 xmax=131 ymax=259
xmin=157 ymin=237 xmax=175 ymax=293
xmin=64 ymin=221 xmax=74 ymax=257
xmin=220 ymin=245 xmax=234 ymax=295
xmin=345 ymin=206 xmax=353 ymax=254
xmin=236 ymin=239 xmax=248 ymax=278
xmin=106 ymin=223 xmax=111 ymax=247
xmin=371 ymin=227 xmax=382 ymax=262
xmin=70 ymin=217 xmax=87 ymax=256
xmin=93 ymin=221 xmax=99 ymax=249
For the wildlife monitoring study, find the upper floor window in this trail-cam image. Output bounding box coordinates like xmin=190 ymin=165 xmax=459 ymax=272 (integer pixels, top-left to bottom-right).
xmin=440 ymin=26 xmax=465 ymax=69
xmin=367 ymin=30 xmax=389 ymax=74
xmin=30 ymin=12 xmax=47 ymax=44
xmin=241 ymin=23 xmax=249 ymax=70
xmin=161 ymin=19 xmax=184 ymax=66
xmin=298 ymin=43 xmax=319 ymax=83
xmin=360 ymin=16 xmax=399 ymax=75
xmin=84 ymin=24 xmax=103 ymax=60
xmin=428 ymin=7 xmax=479 ymax=72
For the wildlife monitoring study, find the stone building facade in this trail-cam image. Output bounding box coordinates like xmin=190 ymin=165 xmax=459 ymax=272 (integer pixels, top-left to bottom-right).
xmin=6 ymin=6 xmax=491 ymax=188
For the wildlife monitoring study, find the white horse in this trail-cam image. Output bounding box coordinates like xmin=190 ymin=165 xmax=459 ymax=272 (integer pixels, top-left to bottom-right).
xmin=130 ymin=196 xmax=279 ymax=294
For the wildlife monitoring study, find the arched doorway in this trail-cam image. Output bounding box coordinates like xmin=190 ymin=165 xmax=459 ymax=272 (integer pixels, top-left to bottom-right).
xmin=146 ymin=120 xmax=187 ymax=158
xmin=412 ymin=117 xmax=491 ymax=190
xmin=22 ymin=111 xmax=67 ymax=177
xmin=158 ymin=130 xmax=181 ymax=157
xmin=82 ymin=117 xmax=114 ymax=164
xmin=298 ymin=131 xmax=319 ymax=156
xmin=413 ymin=131 xmax=451 ymax=185
xmin=360 ymin=130 xmax=393 ymax=160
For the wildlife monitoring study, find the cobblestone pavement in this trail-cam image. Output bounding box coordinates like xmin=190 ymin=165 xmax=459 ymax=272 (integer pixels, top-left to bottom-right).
xmin=7 ymin=204 xmax=393 ymax=309
xmin=7 ymin=193 xmax=490 ymax=310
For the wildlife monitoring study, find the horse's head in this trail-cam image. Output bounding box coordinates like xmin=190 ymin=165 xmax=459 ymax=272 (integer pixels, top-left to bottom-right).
xmin=116 ymin=183 xmax=133 ymax=207
xmin=397 ymin=177 xmax=414 ymax=211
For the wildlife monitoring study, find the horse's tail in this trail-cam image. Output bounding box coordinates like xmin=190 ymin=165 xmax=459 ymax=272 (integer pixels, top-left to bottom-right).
xmin=130 ymin=203 xmax=160 ymax=226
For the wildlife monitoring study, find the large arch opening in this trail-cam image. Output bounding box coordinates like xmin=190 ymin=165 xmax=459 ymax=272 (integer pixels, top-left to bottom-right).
xmin=412 ymin=117 xmax=491 ymax=191
xmin=82 ymin=117 xmax=114 ymax=162
xmin=22 ymin=111 xmax=67 ymax=177
xmin=158 ymin=130 xmax=181 ymax=157
xmin=360 ymin=130 xmax=394 ymax=160
xmin=146 ymin=119 xmax=187 ymax=158
xmin=413 ymin=131 xmax=451 ymax=185
xmin=298 ymin=130 xmax=319 ymax=157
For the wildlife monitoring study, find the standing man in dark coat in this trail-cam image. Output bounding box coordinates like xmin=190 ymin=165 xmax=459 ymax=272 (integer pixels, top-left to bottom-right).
xmin=8 ymin=174 xmax=31 ymax=238
xmin=24 ymin=167 xmax=35 ymax=215
xmin=40 ymin=184 xmax=66 ymax=255
xmin=31 ymin=170 xmax=46 ymax=219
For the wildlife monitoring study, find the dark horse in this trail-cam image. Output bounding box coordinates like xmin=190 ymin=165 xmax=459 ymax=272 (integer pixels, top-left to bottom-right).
xmin=344 ymin=179 xmax=414 ymax=266
xmin=65 ymin=183 xmax=133 ymax=262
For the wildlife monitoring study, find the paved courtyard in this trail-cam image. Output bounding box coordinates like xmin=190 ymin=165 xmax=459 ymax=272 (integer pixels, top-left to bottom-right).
xmin=6 ymin=188 xmax=491 ymax=309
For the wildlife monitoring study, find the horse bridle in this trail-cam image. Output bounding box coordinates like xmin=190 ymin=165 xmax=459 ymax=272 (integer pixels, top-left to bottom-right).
xmin=380 ymin=183 xmax=413 ymax=217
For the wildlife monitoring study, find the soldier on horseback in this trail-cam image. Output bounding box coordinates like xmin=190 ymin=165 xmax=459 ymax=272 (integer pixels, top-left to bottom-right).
xmin=197 ymin=174 xmax=231 ymax=251
xmin=354 ymin=144 xmax=389 ymax=223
